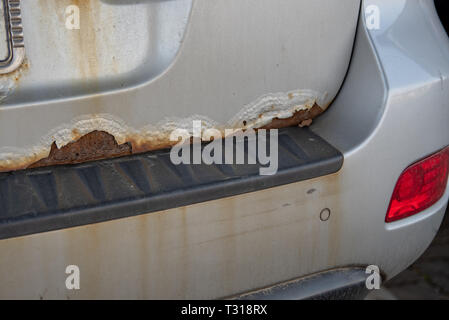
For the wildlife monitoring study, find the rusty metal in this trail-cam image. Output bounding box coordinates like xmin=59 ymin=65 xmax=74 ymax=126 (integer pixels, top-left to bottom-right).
xmin=0 ymin=101 xmax=326 ymax=172
xmin=28 ymin=130 xmax=132 ymax=168
xmin=261 ymin=104 xmax=324 ymax=130
xmin=27 ymin=104 xmax=324 ymax=170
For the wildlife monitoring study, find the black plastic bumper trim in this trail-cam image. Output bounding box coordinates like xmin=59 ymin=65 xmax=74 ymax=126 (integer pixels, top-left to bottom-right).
xmin=0 ymin=127 xmax=343 ymax=240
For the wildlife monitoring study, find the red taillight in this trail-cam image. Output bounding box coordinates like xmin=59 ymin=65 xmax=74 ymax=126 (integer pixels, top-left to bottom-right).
xmin=386 ymin=146 xmax=449 ymax=223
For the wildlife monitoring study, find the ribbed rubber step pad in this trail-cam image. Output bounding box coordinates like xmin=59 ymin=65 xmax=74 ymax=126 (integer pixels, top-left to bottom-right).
xmin=0 ymin=128 xmax=343 ymax=239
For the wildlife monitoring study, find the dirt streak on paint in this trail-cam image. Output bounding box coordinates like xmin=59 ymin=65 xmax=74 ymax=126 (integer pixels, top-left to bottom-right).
xmin=0 ymin=59 xmax=29 ymax=102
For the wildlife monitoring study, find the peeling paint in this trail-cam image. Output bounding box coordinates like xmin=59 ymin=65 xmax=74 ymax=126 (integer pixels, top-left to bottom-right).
xmin=28 ymin=131 xmax=132 ymax=169
xmin=261 ymin=104 xmax=324 ymax=130
xmin=0 ymin=89 xmax=328 ymax=172
xmin=229 ymin=89 xmax=327 ymax=129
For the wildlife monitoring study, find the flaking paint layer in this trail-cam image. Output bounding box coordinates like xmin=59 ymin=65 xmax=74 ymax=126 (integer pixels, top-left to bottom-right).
xmin=0 ymin=89 xmax=327 ymax=172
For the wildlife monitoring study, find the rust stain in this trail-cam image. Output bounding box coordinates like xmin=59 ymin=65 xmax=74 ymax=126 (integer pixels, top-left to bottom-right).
xmin=28 ymin=130 xmax=131 ymax=169
xmin=38 ymin=0 xmax=101 ymax=80
xmin=76 ymin=0 xmax=100 ymax=80
xmin=0 ymin=59 xmax=30 ymax=100
xmin=71 ymin=128 xmax=81 ymax=140
xmin=0 ymin=153 xmax=47 ymax=173
xmin=0 ymin=131 xmax=178 ymax=173
xmin=260 ymin=103 xmax=323 ymax=130
xmin=0 ymin=103 xmax=327 ymax=172
xmin=63 ymin=0 xmax=101 ymax=80
xmin=129 ymin=138 xmax=178 ymax=155
xmin=324 ymin=172 xmax=343 ymax=266
xmin=7 ymin=59 xmax=29 ymax=84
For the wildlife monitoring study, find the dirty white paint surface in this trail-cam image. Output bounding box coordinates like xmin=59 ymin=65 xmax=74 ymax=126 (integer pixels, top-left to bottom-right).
xmin=0 ymin=0 xmax=360 ymax=170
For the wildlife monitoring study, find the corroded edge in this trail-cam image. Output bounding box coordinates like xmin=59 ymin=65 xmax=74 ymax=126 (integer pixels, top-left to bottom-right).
xmin=0 ymin=90 xmax=327 ymax=172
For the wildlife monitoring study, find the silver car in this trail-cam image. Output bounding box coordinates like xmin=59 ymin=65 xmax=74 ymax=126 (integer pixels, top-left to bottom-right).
xmin=0 ymin=0 xmax=448 ymax=299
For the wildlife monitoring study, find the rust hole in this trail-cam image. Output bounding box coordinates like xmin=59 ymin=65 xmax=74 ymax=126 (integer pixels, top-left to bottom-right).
xmin=28 ymin=130 xmax=132 ymax=169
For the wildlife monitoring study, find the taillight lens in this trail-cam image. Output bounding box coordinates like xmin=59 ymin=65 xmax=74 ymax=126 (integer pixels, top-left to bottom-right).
xmin=386 ymin=146 xmax=449 ymax=223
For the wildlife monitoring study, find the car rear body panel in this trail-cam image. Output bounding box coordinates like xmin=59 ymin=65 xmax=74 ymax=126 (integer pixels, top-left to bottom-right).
xmin=0 ymin=0 xmax=360 ymax=172
xmin=0 ymin=0 xmax=449 ymax=299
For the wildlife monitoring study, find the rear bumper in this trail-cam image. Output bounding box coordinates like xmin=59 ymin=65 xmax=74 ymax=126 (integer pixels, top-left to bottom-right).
xmin=313 ymin=0 xmax=449 ymax=281
xmin=232 ymin=188 xmax=449 ymax=300
xmin=0 ymin=0 xmax=448 ymax=299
